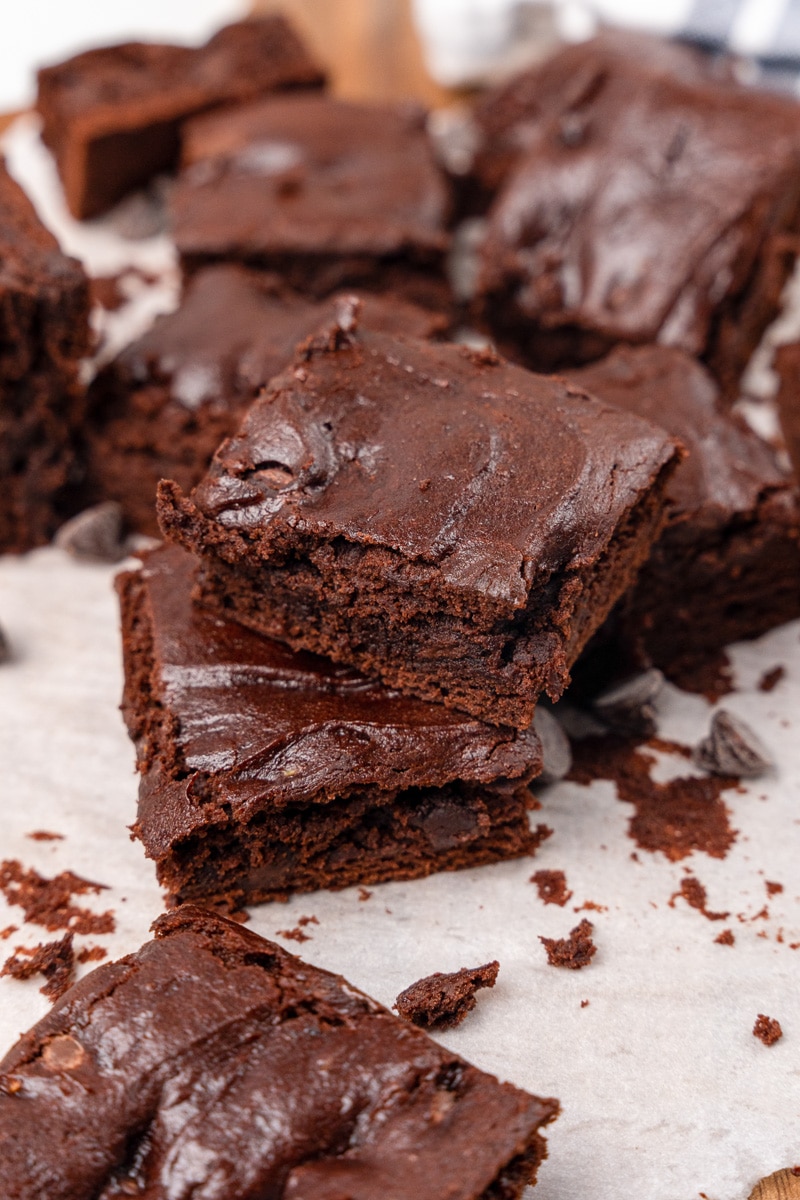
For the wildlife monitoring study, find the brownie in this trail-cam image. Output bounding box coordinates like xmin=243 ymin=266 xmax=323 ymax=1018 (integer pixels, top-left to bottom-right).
xmin=395 ymin=961 xmax=499 ymax=1030
xmin=118 ymin=544 xmax=545 ymax=908
xmin=475 ymin=41 xmax=800 ymax=398
xmin=0 ymin=906 xmax=560 ymax=1198
xmin=85 ymin=266 xmax=448 ymax=537
xmin=170 ymin=94 xmax=452 ymax=311
xmin=157 ymin=317 xmax=681 ymax=728
xmin=775 ymin=341 xmax=800 ymax=480
xmin=36 ymin=16 xmax=325 ymax=220
xmin=0 ymin=161 xmax=90 ymax=553
xmin=567 ymin=345 xmax=800 ymax=683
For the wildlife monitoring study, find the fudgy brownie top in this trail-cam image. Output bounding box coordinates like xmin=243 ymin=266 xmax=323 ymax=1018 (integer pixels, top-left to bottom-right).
xmin=0 ymin=906 xmax=559 ymax=1200
xmin=172 ymin=94 xmax=450 ymax=261
xmin=567 ymin=345 xmax=793 ymax=523
xmin=123 ymin=545 xmax=542 ymax=852
xmin=175 ymin=320 xmax=678 ymax=613
xmin=479 ymin=55 xmax=800 ymax=350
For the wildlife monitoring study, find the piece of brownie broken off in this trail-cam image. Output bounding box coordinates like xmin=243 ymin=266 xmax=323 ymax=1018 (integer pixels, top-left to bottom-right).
xmin=567 ymin=346 xmax=800 ymax=687
xmin=117 ymin=545 xmax=544 ymax=909
xmin=84 ymin=267 xmax=447 ymax=537
xmin=0 ymin=163 xmax=90 ymax=553
xmin=35 ymin=16 xmax=325 ymax=220
xmin=395 ymin=961 xmax=500 ymax=1030
xmin=157 ymin=321 xmax=680 ymax=729
xmin=1 ymin=932 xmax=75 ymax=1001
xmin=540 ymin=920 xmax=597 ymax=969
xmin=475 ymin=38 xmax=800 ymax=399
xmin=753 ymin=1014 xmax=783 ymax=1047
xmin=171 ymin=94 xmax=452 ymax=312
xmin=0 ymin=906 xmax=560 ymax=1199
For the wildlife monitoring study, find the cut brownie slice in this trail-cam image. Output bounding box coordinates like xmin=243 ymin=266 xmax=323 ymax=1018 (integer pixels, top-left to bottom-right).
xmin=170 ymin=94 xmax=452 ymax=311
xmin=775 ymin=341 xmax=800 ymax=480
xmin=0 ymin=161 xmax=90 ymax=553
xmin=475 ymin=40 xmax=800 ymax=398
xmin=568 ymin=345 xmax=800 ymax=682
xmin=117 ymin=545 xmax=544 ymax=908
xmin=0 ymin=906 xmax=560 ymax=1198
xmin=36 ymin=16 xmax=325 ymax=220
xmin=158 ymin=318 xmax=681 ymax=728
xmin=85 ymin=266 xmax=448 ymax=537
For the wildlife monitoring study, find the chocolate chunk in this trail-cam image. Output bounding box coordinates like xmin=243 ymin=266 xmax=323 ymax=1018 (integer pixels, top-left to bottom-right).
xmin=54 ymin=502 xmax=126 ymax=563
xmin=532 ymin=708 xmax=572 ymax=783
xmin=540 ymin=919 xmax=597 ymax=969
xmin=592 ymin=668 xmax=665 ymax=737
xmin=0 ymin=625 xmax=10 ymax=666
xmin=395 ymin=961 xmax=499 ymax=1030
xmin=752 ymin=1014 xmax=783 ymax=1046
xmin=694 ymin=710 xmax=773 ymax=778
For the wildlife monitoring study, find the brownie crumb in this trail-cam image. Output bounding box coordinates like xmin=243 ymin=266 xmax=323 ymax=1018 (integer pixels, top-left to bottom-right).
xmin=669 ymin=876 xmax=729 ymax=921
xmin=574 ymin=900 xmax=607 ymax=913
xmin=0 ymin=860 xmax=115 ymax=935
xmin=580 ymin=999 xmax=590 ymax=1008
xmin=766 ymin=880 xmax=784 ymax=897
xmin=1 ymin=932 xmax=75 ymax=1000
xmin=758 ymin=666 xmax=785 ymax=693
xmin=0 ymin=925 xmax=18 ymax=940
xmin=668 ymin=649 xmax=735 ymax=702
xmin=753 ymin=1014 xmax=783 ymax=1046
xmin=540 ymin=919 xmax=597 ymax=970
xmin=569 ymin=737 xmax=737 ymax=860
xmin=76 ymin=945 xmax=107 ymax=964
xmin=357 ymin=887 xmax=372 ymax=901
xmin=276 ymin=926 xmax=312 ymax=943
xmin=26 ymin=831 xmax=64 ymax=842
xmin=395 ymin=961 xmax=500 ymax=1030
xmin=714 ymin=929 xmax=735 ymax=946
xmin=531 ymin=823 xmax=554 ymax=850
xmin=297 ymin=915 xmax=318 ymax=929
xmin=531 ymin=869 xmax=573 ymax=907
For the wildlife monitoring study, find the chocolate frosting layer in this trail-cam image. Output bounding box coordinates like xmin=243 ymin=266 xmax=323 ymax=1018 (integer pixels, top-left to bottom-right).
xmin=0 ymin=906 xmax=558 ymax=1200
xmin=179 ymin=324 xmax=677 ymax=610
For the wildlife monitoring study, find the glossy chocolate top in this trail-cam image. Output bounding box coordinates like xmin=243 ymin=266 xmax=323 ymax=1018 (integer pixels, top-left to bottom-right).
xmin=172 ymin=94 xmax=450 ymax=261
xmin=479 ymin=47 xmax=800 ymax=350
xmin=170 ymin=319 xmax=677 ymax=611
xmin=0 ymin=906 xmax=558 ymax=1200
xmin=567 ymin=345 xmax=792 ymax=526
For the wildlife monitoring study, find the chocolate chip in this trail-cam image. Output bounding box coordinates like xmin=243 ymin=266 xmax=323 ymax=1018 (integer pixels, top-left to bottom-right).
xmin=54 ymin=502 xmax=126 ymax=563
xmin=532 ymin=707 xmax=572 ymax=784
xmin=0 ymin=624 xmax=10 ymax=665
xmin=592 ymin=668 xmax=664 ymax=737
xmin=42 ymin=1034 xmax=85 ymax=1071
xmin=694 ymin=710 xmax=773 ymax=778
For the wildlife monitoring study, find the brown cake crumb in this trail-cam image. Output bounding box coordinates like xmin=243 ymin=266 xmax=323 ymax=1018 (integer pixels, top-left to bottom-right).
xmin=276 ymin=926 xmax=312 ymax=943
xmin=766 ymin=880 xmax=784 ymax=896
xmin=714 ymin=929 xmax=735 ymax=946
xmin=569 ymin=738 xmax=737 ymax=860
xmin=1 ymin=932 xmax=75 ymax=1000
xmin=0 ymin=925 xmax=17 ymax=940
xmin=668 ymin=649 xmax=734 ymax=702
xmin=758 ymin=666 xmax=785 ymax=693
xmin=753 ymin=1014 xmax=783 ymax=1046
xmin=540 ymin=919 xmax=597 ymax=969
xmin=531 ymin=869 xmax=573 ymax=907
xmin=297 ymin=915 xmax=318 ymax=928
xmin=358 ymin=887 xmax=372 ymax=901
xmin=580 ymin=999 xmax=590 ymax=1008
xmin=25 ymin=831 xmax=64 ymax=842
xmin=0 ymin=860 xmax=115 ymax=935
xmin=394 ymin=961 xmax=500 ymax=1029
xmin=669 ymin=876 xmax=729 ymax=921
xmin=76 ymin=945 xmax=107 ymax=964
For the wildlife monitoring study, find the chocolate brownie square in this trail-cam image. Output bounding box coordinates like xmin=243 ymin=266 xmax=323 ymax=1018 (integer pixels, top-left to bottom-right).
xmin=0 ymin=906 xmax=560 ymax=1198
xmin=170 ymin=94 xmax=452 ymax=311
xmin=118 ymin=545 xmax=545 ymax=908
xmin=775 ymin=341 xmax=800 ymax=480
xmin=0 ymin=162 xmax=90 ymax=553
xmin=36 ymin=16 xmax=325 ymax=220
xmin=157 ymin=316 xmax=681 ymax=728
xmin=568 ymin=345 xmax=800 ymax=681
xmin=85 ymin=267 xmax=448 ymax=537
xmin=475 ymin=41 xmax=800 ymax=398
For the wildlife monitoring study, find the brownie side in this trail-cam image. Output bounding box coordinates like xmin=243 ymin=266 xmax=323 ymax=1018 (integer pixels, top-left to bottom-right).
xmin=568 ymin=346 xmax=800 ymax=679
xmin=117 ymin=545 xmax=544 ymax=906
xmin=775 ymin=341 xmax=800 ymax=480
xmin=84 ymin=268 xmax=448 ymax=537
xmin=0 ymin=906 xmax=560 ymax=1199
xmin=0 ymin=163 xmax=90 ymax=552
xmin=158 ymin=325 xmax=680 ymax=727
xmin=36 ymin=16 xmax=325 ymax=219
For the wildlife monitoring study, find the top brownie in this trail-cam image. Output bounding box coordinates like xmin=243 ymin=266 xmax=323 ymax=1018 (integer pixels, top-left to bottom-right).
xmin=158 ymin=316 xmax=680 ymax=727
xmin=476 ymin=41 xmax=800 ymax=397
xmin=170 ymin=94 xmax=452 ymax=308
xmin=0 ymin=905 xmax=559 ymax=1199
xmin=36 ymin=16 xmax=325 ymax=219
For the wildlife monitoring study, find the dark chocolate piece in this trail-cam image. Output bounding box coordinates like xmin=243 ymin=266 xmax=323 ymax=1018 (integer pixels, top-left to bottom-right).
xmin=476 ymin=43 xmax=800 ymax=397
xmin=85 ymin=267 xmax=447 ymax=537
xmin=753 ymin=1014 xmax=783 ymax=1046
xmin=775 ymin=341 xmax=800 ymax=481
xmin=0 ymin=906 xmax=559 ymax=1198
xmin=157 ymin=322 xmax=680 ymax=729
xmin=54 ymin=501 xmax=126 ymax=562
xmin=171 ymin=94 xmax=452 ymax=310
xmin=0 ymin=161 xmax=90 ymax=553
xmin=531 ymin=708 xmax=572 ymax=784
xmin=539 ymin=919 xmax=597 ymax=969
xmin=395 ymin=961 xmax=499 ymax=1029
xmin=36 ymin=16 xmax=325 ymax=219
xmin=118 ymin=545 xmax=544 ymax=909
xmin=694 ymin=710 xmax=773 ymax=778
xmin=592 ymin=668 xmax=665 ymax=738
xmin=0 ymin=625 xmax=10 ymax=666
